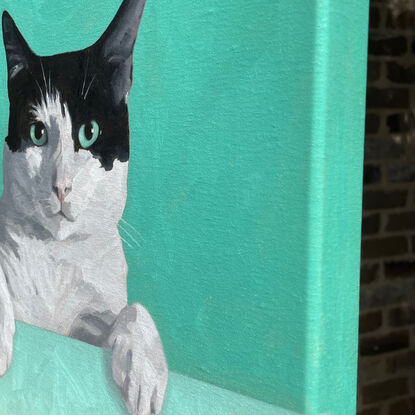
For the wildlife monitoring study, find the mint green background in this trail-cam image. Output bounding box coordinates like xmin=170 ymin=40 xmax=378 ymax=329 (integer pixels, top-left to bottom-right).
xmin=0 ymin=0 xmax=369 ymax=413
xmin=0 ymin=322 xmax=297 ymax=415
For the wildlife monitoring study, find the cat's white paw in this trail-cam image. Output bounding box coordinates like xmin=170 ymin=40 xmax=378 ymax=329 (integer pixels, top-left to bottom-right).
xmin=0 ymin=316 xmax=15 ymax=376
xmin=111 ymin=304 xmax=168 ymax=415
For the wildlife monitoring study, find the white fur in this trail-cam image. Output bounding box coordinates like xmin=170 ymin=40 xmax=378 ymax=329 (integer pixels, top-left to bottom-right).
xmin=0 ymin=87 xmax=129 ymax=322
xmin=0 ymin=88 xmax=167 ymax=414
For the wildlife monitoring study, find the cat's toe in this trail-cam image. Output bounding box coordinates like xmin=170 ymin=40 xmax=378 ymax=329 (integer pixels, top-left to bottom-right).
xmin=136 ymin=387 xmax=152 ymax=415
xmin=0 ymin=322 xmax=15 ymax=376
xmin=112 ymin=349 xmax=152 ymax=415
xmin=121 ymin=366 xmax=166 ymax=415
xmin=126 ymin=383 xmax=152 ymax=415
xmin=151 ymin=379 xmax=168 ymax=414
xmin=111 ymin=304 xmax=168 ymax=415
xmin=112 ymin=341 xmax=167 ymax=415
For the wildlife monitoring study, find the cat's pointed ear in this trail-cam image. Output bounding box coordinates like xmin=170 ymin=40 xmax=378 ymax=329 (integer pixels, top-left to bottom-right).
xmin=2 ymin=11 xmax=34 ymax=79
xmin=95 ymin=0 xmax=147 ymax=104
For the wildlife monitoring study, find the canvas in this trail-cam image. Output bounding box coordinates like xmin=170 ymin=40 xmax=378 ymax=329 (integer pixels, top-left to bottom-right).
xmin=0 ymin=1 xmax=167 ymax=414
xmin=0 ymin=0 xmax=370 ymax=414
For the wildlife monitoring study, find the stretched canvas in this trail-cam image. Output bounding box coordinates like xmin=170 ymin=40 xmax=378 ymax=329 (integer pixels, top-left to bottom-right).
xmin=0 ymin=1 xmax=167 ymax=414
xmin=0 ymin=0 xmax=369 ymax=414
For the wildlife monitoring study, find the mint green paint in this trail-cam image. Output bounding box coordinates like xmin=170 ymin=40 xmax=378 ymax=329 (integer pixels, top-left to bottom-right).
xmin=0 ymin=0 xmax=369 ymax=413
xmin=0 ymin=322 xmax=300 ymax=415
xmin=304 ymin=2 xmax=369 ymax=413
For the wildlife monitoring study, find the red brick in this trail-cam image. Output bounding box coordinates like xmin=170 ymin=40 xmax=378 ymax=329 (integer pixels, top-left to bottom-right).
xmin=389 ymin=305 xmax=415 ymax=327
xmin=361 ymin=236 xmax=408 ymax=259
xmin=360 ymin=311 xmax=383 ymax=334
xmin=362 ymin=214 xmax=381 ymax=235
xmin=369 ymin=36 xmax=407 ymax=56
xmin=386 ymin=351 xmax=415 ymax=374
xmin=360 ymin=331 xmax=409 ymax=356
xmin=358 ymin=407 xmax=381 ymax=415
xmin=361 ymin=263 xmax=380 ymax=285
xmin=388 ymin=164 xmax=415 ymax=183
xmin=367 ymin=61 xmax=381 ymax=83
xmin=360 ymin=283 xmax=406 ymax=310
xmin=385 ymin=260 xmax=415 ymax=279
xmin=363 ymin=190 xmax=407 ymax=210
xmin=367 ymin=87 xmax=410 ymax=108
xmin=370 ymin=7 xmax=381 ymax=29
xmin=362 ymin=377 xmax=408 ymax=404
xmin=388 ymin=398 xmax=415 ymax=415
xmin=365 ymin=138 xmax=405 ymax=161
xmin=386 ymin=9 xmax=415 ymax=29
xmin=387 ymin=62 xmax=415 ymax=83
xmin=386 ymin=211 xmax=415 ymax=232
xmin=387 ymin=113 xmax=410 ymax=134
xmin=364 ymin=165 xmax=382 ymax=185
xmin=358 ymin=356 xmax=385 ymax=384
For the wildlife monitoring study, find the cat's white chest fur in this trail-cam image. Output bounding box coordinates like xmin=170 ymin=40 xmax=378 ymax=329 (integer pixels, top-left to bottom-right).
xmin=0 ymin=225 xmax=127 ymax=336
xmin=0 ymin=2 xmax=169 ymax=413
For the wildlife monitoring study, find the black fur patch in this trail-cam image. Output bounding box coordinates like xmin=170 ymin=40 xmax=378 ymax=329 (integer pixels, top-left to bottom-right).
xmin=2 ymin=2 xmax=146 ymax=170
xmin=6 ymin=49 xmax=129 ymax=171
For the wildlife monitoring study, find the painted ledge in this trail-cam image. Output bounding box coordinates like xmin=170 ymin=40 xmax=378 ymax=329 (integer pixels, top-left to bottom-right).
xmin=0 ymin=322 xmax=299 ymax=415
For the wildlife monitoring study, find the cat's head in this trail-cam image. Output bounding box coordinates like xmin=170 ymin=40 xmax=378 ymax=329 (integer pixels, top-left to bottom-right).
xmin=1 ymin=0 xmax=146 ymax=241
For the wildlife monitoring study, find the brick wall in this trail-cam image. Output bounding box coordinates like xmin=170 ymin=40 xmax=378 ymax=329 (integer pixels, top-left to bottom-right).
xmin=358 ymin=1 xmax=415 ymax=414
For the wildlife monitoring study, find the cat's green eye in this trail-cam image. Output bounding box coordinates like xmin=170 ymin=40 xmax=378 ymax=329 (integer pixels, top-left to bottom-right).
xmin=79 ymin=120 xmax=100 ymax=149
xmin=30 ymin=122 xmax=48 ymax=147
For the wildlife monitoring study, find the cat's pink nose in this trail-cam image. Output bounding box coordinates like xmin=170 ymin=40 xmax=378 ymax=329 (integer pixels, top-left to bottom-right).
xmin=53 ymin=182 xmax=72 ymax=202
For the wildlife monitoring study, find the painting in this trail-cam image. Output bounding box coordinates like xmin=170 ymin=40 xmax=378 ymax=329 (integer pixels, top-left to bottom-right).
xmin=0 ymin=0 xmax=370 ymax=414
xmin=0 ymin=0 xmax=167 ymax=414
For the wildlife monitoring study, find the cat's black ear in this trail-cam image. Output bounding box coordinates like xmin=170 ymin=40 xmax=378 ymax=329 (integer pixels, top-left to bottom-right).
xmin=2 ymin=11 xmax=34 ymax=79
xmin=95 ymin=0 xmax=147 ymax=104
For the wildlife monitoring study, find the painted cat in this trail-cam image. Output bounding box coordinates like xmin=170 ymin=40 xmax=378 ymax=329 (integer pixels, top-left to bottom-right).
xmin=0 ymin=0 xmax=168 ymax=414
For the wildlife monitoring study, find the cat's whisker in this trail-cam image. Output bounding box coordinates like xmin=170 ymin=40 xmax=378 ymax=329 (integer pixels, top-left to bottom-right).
xmin=118 ymin=222 xmax=141 ymax=246
xmin=120 ymin=218 xmax=144 ymax=242
xmin=117 ymin=223 xmax=141 ymax=247
xmin=119 ymin=236 xmax=133 ymax=249
xmin=33 ymin=79 xmax=45 ymax=103
xmin=48 ymin=69 xmax=52 ymax=95
xmin=83 ymin=74 xmax=96 ymax=100
xmin=118 ymin=228 xmax=137 ymax=248
xmin=81 ymin=55 xmax=89 ymax=97
xmin=40 ymin=59 xmax=48 ymax=95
